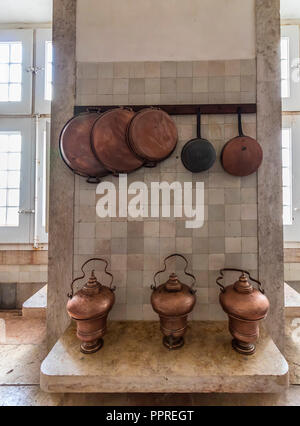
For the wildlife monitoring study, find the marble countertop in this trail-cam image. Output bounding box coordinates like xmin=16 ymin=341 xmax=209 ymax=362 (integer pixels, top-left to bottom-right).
xmin=40 ymin=321 xmax=288 ymax=394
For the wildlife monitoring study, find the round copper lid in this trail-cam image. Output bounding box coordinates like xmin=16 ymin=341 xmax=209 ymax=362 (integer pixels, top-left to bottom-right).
xmin=127 ymin=108 xmax=178 ymax=162
xmin=59 ymin=112 xmax=109 ymax=180
xmin=91 ymin=108 xmax=144 ymax=174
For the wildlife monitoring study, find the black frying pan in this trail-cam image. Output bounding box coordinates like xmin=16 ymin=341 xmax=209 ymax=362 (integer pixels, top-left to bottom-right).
xmin=181 ymin=110 xmax=216 ymax=173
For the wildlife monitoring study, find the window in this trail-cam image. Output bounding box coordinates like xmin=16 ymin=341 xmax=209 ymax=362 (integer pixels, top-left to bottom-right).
xmin=282 ymin=128 xmax=293 ymax=226
xmin=0 ymin=30 xmax=33 ymax=114
xmin=281 ymin=25 xmax=300 ymax=111
xmin=281 ymin=37 xmax=290 ymax=98
xmin=0 ymin=29 xmax=51 ymax=244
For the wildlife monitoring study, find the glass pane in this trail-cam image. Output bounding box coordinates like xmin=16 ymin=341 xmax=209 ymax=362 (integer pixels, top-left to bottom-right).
xmin=281 ymin=38 xmax=289 ymax=60
xmin=282 ymin=129 xmax=291 ymax=149
xmin=8 ymin=153 xmax=20 ymax=170
xmin=283 ymin=205 xmax=292 ymax=225
xmin=0 ymin=189 xmax=6 ymax=206
xmin=45 ymin=83 xmax=52 ymax=101
xmin=7 ymin=171 xmax=20 ymax=188
xmin=0 ymin=64 xmax=9 ymax=83
xmin=46 ymin=63 xmax=52 ymax=83
xmin=283 ymin=187 xmax=291 ymax=205
xmin=0 ymin=44 xmax=9 ymax=63
xmin=282 ymin=168 xmax=290 ymax=187
xmin=0 ymin=171 xmax=7 ymax=188
xmin=0 ymin=134 xmax=9 ymax=152
xmin=282 ymin=149 xmax=290 ymax=168
xmin=0 ymin=207 xmax=6 ymax=226
xmin=8 ymin=134 xmax=21 ymax=152
xmin=9 ymin=64 xmax=21 ymax=83
xmin=7 ymin=189 xmax=19 ymax=206
xmin=0 ymin=153 xmax=7 ymax=170
xmin=281 ymin=79 xmax=289 ymax=98
xmin=0 ymin=84 xmax=8 ymax=102
xmin=6 ymin=207 xmax=19 ymax=226
xmin=46 ymin=41 xmax=52 ymax=62
xmin=9 ymin=83 xmax=21 ymax=102
xmin=10 ymin=43 xmax=22 ymax=63
xmin=281 ymin=60 xmax=289 ymax=80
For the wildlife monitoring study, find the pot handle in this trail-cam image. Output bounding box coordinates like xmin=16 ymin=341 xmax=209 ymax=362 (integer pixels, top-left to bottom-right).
xmin=216 ymin=268 xmax=265 ymax=294
xmin=237 ymin=107 xmax=245 ymax=137
xmin=151 ymin=253 xmax=196 ymax=294
xmin=68 ymin=257 xmax=115 ymax=299
xmin=86 ymin=176 xmax=101 ymax=184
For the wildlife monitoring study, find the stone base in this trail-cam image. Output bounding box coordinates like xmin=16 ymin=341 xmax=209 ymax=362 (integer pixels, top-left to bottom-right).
xmin=40 ymin=321 xmax=289 ymax=394
xmin=22 ymin=285 xmax=47 ymax=319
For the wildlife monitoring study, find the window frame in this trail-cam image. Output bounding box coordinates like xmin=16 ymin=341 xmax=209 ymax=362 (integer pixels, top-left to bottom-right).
xmin=281 ymin=25 xmax=300 ymax=111
xmin=282 ymin=127 xmax=293 ymax=226
xmin=0 ymin=29 xmax=33 ymax=115
xmin=35 ymin=29 xmax=52 ymax=115
xmin=0 ymin=118 xmax=34 ymax=243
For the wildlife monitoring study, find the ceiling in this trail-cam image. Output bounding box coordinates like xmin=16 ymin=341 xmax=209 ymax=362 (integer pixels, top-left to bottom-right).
xmin=281 ymin=0 xmax=300 ymax=19
xmin=0 ymin=0 xmax=52 ymax=23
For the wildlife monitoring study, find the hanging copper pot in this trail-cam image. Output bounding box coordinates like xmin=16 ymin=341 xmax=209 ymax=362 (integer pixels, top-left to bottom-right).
xmin=66 ymin=258 xmax=115 ymax=354
xmin=150 ymin=254 xmax=196 ymax=350
xmin=59 ymin=111 xmax=109 ymax=183
xmin=126 ymin=107 xmax=178 ymax=167
xmin=216 ymin=269 xmax=269 ymax=355
xmin=91 ymin=107 xmax=144 ymax=174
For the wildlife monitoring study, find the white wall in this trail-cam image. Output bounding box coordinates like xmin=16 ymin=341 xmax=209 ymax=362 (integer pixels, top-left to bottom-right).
xmin=76 ymin=0 xmax=256 ymax=62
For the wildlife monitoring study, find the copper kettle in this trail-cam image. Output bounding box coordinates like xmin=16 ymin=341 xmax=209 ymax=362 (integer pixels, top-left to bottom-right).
xmin=151 ymin=254 xmax=196 ymax=350
xmin=67 ymin=258 xmax=115 ymax=354
xmin=217 ymin=268 xmax=269 ymax=355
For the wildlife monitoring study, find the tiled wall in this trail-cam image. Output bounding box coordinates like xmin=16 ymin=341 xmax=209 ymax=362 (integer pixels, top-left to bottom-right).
xmin=74 ymin=60 xmax=258 ymax=321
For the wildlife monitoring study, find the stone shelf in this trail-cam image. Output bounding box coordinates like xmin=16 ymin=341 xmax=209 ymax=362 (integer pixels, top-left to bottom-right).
xmin=40 ymin=321 xmax=289 ymax=394
xmin=285 ymin=283 xmax=300 ymax=317
xmin=22 ymin=285 xmax=47 ymax=319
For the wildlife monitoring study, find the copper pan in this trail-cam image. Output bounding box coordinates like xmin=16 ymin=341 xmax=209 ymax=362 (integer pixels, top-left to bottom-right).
xmin=91 ymin=108 xmax=144 ymax=174
xmin=126 ymin=108 xmax=178 ymax=166
xmin=221 ymin=109 xmax=263 ymax=177
xmin=59 ymin=111 xmax=109 ymax=183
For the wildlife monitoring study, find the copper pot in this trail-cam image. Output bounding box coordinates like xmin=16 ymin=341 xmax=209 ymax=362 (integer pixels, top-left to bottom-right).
xmin=151 ymin=254 xmax=196 ymax=350
xmin=216 ymin=268 xmax=269 ymax=355
xmin=66 ymin=258 xmax=115 ymax=354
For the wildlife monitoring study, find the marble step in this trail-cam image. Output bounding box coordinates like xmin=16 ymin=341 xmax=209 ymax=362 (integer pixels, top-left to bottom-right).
xmin=284 ymin=283 xmax=300 ymax=317
xmin=22 ymin=285 xmax=47 ymax=319
xmin=40 ymin=321 xmax=289 ymax=394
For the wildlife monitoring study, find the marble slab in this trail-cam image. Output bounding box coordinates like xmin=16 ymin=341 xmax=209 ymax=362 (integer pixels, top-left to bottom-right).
xmin=40 ymin=321 xmax=289 ymax=394
xmin=22 ymin=285 xmax=47 ymax=319
xmin=285 ymin=283 xmax=300 ymax=317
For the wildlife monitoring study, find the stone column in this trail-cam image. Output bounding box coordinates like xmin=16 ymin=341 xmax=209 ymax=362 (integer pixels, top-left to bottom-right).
xmin=256 ymin=0 xmax=284 ymax=351
xmin=47 ymin=0 xmax=76 ymax=350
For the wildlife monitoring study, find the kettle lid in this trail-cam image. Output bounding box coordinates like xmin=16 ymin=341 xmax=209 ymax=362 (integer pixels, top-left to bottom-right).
xmin=164 ymin=273 xmax=183 ymax=292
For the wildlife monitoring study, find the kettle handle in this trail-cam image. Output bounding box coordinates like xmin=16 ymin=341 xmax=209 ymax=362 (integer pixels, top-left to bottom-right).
xmin=151 ymin=253 xmax=196 ymax=294
xmin=216 ymin=268 xmax=265 ymax=294
xmin=68 ymin=257 xmax=115 ymax=299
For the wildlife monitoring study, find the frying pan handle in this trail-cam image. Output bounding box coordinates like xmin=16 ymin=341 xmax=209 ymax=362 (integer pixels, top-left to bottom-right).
xmin=86 ymin=107 xmax=101 ymax=114
xmin=197 ymin=109 xmax=202 ymax=139
xmin=151 ymin=253 xmax=196 ymax=294
xmin=216 ymin=268 xmax=265 ymax=294
xmin=86 ymin=176 xmax=101 ymax=184
xmin=238 ymin=108 xmax=244 ymax=137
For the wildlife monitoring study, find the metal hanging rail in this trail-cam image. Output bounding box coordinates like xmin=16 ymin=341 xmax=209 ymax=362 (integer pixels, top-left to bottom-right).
xmin=74 ymin=103 xmax=257 ymax=116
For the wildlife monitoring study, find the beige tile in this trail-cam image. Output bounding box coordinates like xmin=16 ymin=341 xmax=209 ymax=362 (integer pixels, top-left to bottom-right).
xmin=95 ymin=239 xmax=111 ymax=255
xmin=145 ymin=62 xmax=161 ymax=78
xmin=145 ymin=78 xmax=160 ymax=94
xmin=242 ymin=237 xmax=258 ymax=253
xmin=79 ymin=189 xmax=95 ymax=205
xmin=224 ymin=188 xmax=241 ymax=204
xmin=193 ymin=77 xmax=208 ymax=93
xmin=161 ymin=61 xmax=177 ymax=77
xmin=225 ymin=92 xmax=241 ymax=103
xmin=144 ymin=238 xmax=160 ymax=254
xmin=96 ymin=94 xmax=113 ymax=105
xmin=78 ymin=239 xmax=95 ymax=255
xmin=240 ymin=91 xmax=256 ymax=103
xmin=208 ymin=92 xmax=225 ymax=104
xmin=127 ymin=285 xmax=142 ymax=305
xmin=128 ymin=222 xmax=144 ymax=237
xmin=176 ymin=92 xmax=193 ymax=104
xmin=111 ymin=254 xmax=127 ymax=271
xmin=241 ymin=75 xmax=256 ymax=92
xmin=177 ymin=62 xmax=193 ymax=77
xmin=161 ymin=78 xmax=177 ymax=94
xmin=209 ymin=61 xmax=225 ymax=76
xmin=209 ymin=254 xmax=225 ymax=270
xmin=78 ymin=223 xmax=95 ymax=239
xmin=127 ymin=238 xmax=144 ymax=254
xmin=241 ymin=188 xmax=257 ymax=204
xmin=176 ymin=237 xmax=193 ymax=254
xmin=126 ymin=304 xmax=143 ymax=320
xmin=192 ymin=303 xmax=210 ymax=320
xmin=97 ymin=78 xmax=113 ymax=95
xmin=192 ymin=254 xmax=209 ymax=271
xmin=127 ymin=254 xmax=144 ymax=270
xmin=240 ymin=59 xmax=256 ymax=76
xmin=127 ymin=270 xmax=143 ymax=287
xmin=225 ymin=205 xmax=241 ymax=221
xmin=159 ymin=237 xmax=176 ymax=255
xmin=225 ymin=60 xmax=241 ymax=76
xmin=143 ymin=304 xmax=157 ymax=320
xmin=97 ymin=62 xmax=114 ymax=78
xmin=192 ymin=93 xmax=209 ymax=104
xmin=113 ymin=78 xmax=129 ymax=95
xmin=225 ymin=221 xmax=242 ymax=237
xmin=112 ymin=94 xmax=129 ymax=105
xmin=176 ymin=77 xmax=193 ymax=93
xmin=83 ymin=63 xmax=98 ymax=79
xmin=209 ymin=77 xmax=225 ymax=92
xmin=241 ymin=253 xmax=258 ymax=270
xmin=128 ymin=94 xmax=145 ymax=104
xmin=208 ymin=222 xmax=225 ymax=237
xmin=144 ymin=255 xmax=160 ymax=271
xmin=111 ymin=238 xmax=127 ymax=254
xmin=129 ymin=78 xmax=145 ymax=94
xmin=111 ymin=222 xmax=127 ymax=238
xmin=144 ymin=221 xmax=159 ymax=237
xmin=241 ymin=220 xmax=257 ymax=237
xmin=145 ymin=94 xmax=161 ymax=104
xmin=241 ymin=204 xmax=257 ymax=220
xmin=96 ymin=222 xmax=112 ymax=239
xmin=208 ymin=205 xmax=225 ymax=221
xmin=225 ymin=76 xmax=240 ymax=92
xmin=79 ymin=94 xmax=97 ymax=105
xmin=209 ymin=238 xmax=225 ymax=254
xmin=114 ymin=62 xmax=130 ymax=78
xmin=160 ymin=221 xmax=175 ymax=237
xmin=77 ymin=78 xmax=97 ymax=95
xmin=225 ymin=237 xmax=242 ymax=253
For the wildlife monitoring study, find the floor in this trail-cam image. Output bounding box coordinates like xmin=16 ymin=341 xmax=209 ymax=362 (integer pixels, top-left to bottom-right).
xmin=0 ymin=311 xmax=299 ymax=406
